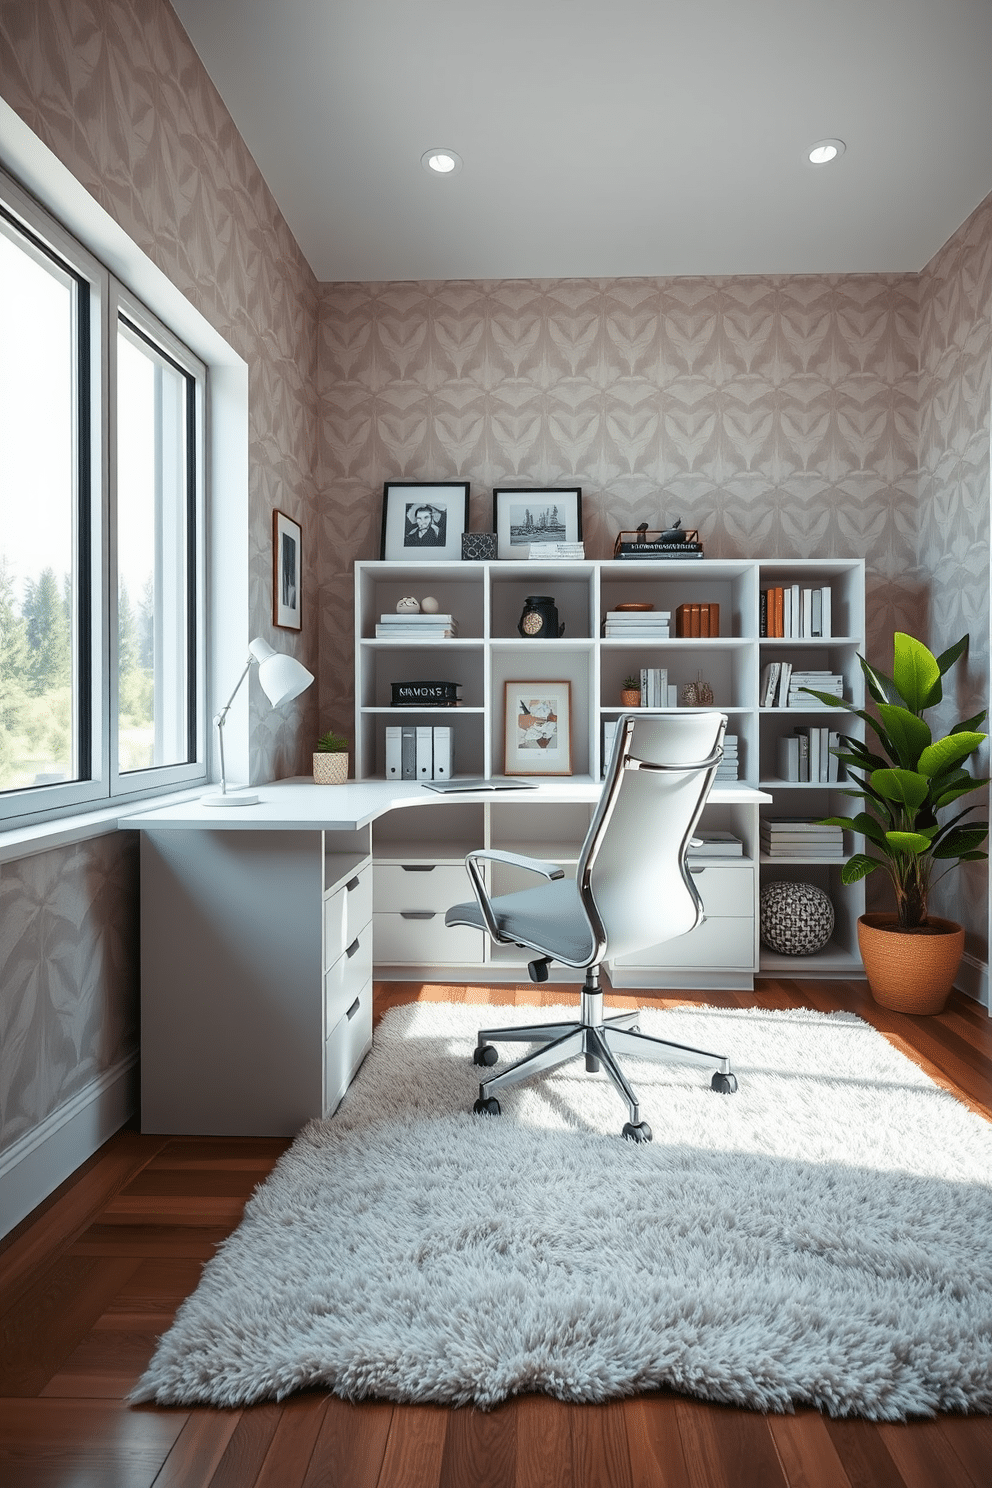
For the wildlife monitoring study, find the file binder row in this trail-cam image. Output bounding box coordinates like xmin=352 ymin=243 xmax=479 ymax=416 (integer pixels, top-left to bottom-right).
xmin=385 ymin=725 xmax=453 ymax=781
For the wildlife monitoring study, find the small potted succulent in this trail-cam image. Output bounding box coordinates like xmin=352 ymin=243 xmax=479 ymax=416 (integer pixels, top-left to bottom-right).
xmin=620 ymin=675 xmax=641 ymax=707
xmin=313 ymin=730 xmax=349 ymax=785
xmin=807 ymin=632 xmax=987 ymax=1013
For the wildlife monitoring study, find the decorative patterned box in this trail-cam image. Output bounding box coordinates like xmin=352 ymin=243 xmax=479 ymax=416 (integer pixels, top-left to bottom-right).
xmin=461 ymin=532 xmax=498 ymax=561
xmin=390 ymin=680 xmax=461 ymax=707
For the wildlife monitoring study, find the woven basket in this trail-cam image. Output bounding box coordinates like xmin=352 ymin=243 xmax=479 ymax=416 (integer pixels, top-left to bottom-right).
xmin=857 ymin=913 xmax=964 ymax=1014
xmin=313 ymin=752 xmax=348 ymax=785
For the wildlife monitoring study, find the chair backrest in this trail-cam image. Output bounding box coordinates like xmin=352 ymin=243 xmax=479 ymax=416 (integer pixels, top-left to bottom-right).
xmin=576 ymin=710 xmax=726 ymax=963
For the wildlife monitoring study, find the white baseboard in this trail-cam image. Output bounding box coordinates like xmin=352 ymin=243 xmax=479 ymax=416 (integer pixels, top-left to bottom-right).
xmin=0 ymin=1055 xmax=138 ymax=1240
xmin=957 ymin=952 xmax=990 ymax=1011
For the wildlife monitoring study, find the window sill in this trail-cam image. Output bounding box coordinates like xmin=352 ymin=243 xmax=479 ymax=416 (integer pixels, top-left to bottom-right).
xmin=0 ymin=786 xmax=211 ymax=865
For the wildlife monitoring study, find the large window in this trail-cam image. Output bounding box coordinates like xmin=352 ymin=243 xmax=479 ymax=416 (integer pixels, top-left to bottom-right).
xmin=0 ymin=172 xmax=206 ymax=825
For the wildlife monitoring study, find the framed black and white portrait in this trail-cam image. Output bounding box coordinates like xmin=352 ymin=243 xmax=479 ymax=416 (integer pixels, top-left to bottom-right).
xmin=272 ymin=509 xmax=302 ymax=630
xmin=380 ymin=481 xmax=470 ymax=562
xmin=492 ymin=487 xmax=582 ymax=560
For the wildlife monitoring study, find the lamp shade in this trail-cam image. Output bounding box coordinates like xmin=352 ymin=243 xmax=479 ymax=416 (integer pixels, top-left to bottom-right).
xmin=248 ymin=637 xmax=313 ymax=706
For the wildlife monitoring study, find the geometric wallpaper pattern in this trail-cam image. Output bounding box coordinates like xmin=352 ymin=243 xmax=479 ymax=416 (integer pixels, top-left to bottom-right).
xmin=318 ymin=273 xmax=923 ymax=728
xmin=1 ymin=0 xmax=990 ymax=1160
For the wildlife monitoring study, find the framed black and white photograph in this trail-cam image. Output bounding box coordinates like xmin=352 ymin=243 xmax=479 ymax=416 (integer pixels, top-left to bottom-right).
xmin=492 ymin=486 xmax=582 ymax=560
xmin=272 ymin=509 xmax=302 ymax=630
xmin=380 ymin=481 xmax=470 ymax=562
xmin=503 ymin=680 xmax=573 ymax=776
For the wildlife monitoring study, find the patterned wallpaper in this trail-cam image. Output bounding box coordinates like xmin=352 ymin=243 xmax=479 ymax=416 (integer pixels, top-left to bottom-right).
xmin=0 ymin=0 xmax=320 ymax=1157
xmin=317 ymin=274 xmax=922 ymax=728
xmin=917 ymin=194 xmax=992 ymax=954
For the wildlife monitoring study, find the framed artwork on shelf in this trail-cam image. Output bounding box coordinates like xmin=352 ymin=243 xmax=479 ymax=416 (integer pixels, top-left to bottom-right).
xmin=503 ymin=680 xmax=573 ymax=776
xmin=492 ymin=486 xmax=582 ymax=560
xmin=380 ymin=481 xmax=470 ymax=562
xmin=272 ymin=509 xmax=302 ymax=630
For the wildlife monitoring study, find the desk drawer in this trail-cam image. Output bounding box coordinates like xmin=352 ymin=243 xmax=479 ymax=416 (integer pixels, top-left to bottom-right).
xmin=374 ymin=863 xmax=471 ymax=914
xmin=324 ymin=864 xmax=373 ymax=969
xmin=325 ymin=979 xmax=372 ymax=1115
xmin=615 ymin=915 xmax=755 ymax=970
xmin=324 ymin=924 xmax=373 ymax=1033
xmin=373 ymin=910 xmax=484 ymax=966
xmin=686 ymin=864 xmax=754 ymax=917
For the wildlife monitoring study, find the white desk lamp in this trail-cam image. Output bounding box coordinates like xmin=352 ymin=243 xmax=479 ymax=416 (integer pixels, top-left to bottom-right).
xmin=205 ymin=637 xmax=314 ymax=807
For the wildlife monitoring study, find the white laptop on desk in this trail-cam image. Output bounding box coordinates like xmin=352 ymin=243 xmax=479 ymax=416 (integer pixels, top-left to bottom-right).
xmin=422 ymin=777 xmax=538 ymax=793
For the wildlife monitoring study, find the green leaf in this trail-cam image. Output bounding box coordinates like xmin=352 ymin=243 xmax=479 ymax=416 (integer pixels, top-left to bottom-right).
xmin=858 ymin=656 xmax=901 ymax=707
xmin=918 ymin=732 xmax=986 ymax=777
xmin=932 ymin=825 xmax=990 ymax=859
xmin=884 ymin=831 xmax=932 ymax=854
xmin=841 ymin=854 xmax=878 ymax=884
xmin=818 ymin=815 xmax=858 ymax=830
xmin=935 ymin=781 xmax=988 ymax=808
xmin=953 ymin=710 xmax=987 ymax=734
xmin=877 ymin=705 xmax=931 ymax=769
xmin=935 ymin=634 xmax=969 ymax=679
xmin=848 ymin=811 xmax=887 ymax=845
xmin=892 ymin=633 xmax=940 ymax=713
xmin=801 ymin=688 xmax=848 ymax=709
xmin=870 ymin=768 xmax=930 ymax=811
xmin=958 ymin=851 xmax=989 ymax=861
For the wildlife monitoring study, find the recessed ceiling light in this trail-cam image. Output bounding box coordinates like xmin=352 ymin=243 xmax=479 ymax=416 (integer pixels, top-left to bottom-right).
xmin=808 ymin=139 xmax=846 ymax=165
xmin=421 ymin=148 xmax=462 ymax=175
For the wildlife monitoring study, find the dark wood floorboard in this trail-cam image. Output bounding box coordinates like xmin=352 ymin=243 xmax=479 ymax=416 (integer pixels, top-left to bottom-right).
xmin=0 ymin=979 xmax=988 ymax=1487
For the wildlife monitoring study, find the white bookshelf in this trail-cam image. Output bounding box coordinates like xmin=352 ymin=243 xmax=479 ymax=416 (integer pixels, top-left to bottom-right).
xmin=354 ymin=557 xmax=866 ymax=984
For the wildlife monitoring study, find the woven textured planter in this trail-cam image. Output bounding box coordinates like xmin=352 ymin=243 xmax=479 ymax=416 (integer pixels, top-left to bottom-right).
xmin=857 ymin=912 xmax=964 ymax=1015
xmin=620 ymin=690 xmax=641 ymax=707
xmin=313 ymin=752 xmax=348 ymax=785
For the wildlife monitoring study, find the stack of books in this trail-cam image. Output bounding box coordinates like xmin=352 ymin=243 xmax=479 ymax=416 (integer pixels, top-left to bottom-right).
xmin=760 ymin=818 xmax=846 ymax=859
xmin=760 ymin=662 xmax=844 ymax=708
xmin=602 ymin=609 xmax=671 ymax=637
xmin=715 ymin=733 xmax=739 ymax=781
xmin=675 ymin=602 xmax=720 ymax=637
xmin=375 ymin=611 xmax=458 ymax=638
xmin=760 ymin=585 xmax=832 ymax=638
xmin=777 ymin=727 xmax=841 ymax=782
xmin=639 ymin=667 xmax=677 ymax=706
xmin=688 ymin=830 xmax=744 ymax=858
xmin=385 ymin=724 xmax=453 ymax=781
xmin=613 ymin=530 xmax=703 ymax=560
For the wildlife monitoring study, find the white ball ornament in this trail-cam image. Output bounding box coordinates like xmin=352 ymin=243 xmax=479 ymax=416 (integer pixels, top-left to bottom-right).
xmin=420 ymin=596 xmax=440 ymax=614
xmin=396 ymin=596 xmax=420 ymax=613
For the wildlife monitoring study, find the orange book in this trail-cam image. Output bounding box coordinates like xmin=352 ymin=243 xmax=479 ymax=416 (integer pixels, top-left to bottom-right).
xmin=773 ymin=587 xmax=784 ymax=637
xmin=690 ymin=602 xmax=701 ymax=637
xmin=675 ymin=603 xmax=690 ymax=638
xmin=699 ymin=602 xmax=719 ymax=638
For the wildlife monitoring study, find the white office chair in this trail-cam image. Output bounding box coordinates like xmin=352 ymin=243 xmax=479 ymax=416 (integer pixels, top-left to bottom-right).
xmin=444 ymin=711 xmax=738 ymax=1141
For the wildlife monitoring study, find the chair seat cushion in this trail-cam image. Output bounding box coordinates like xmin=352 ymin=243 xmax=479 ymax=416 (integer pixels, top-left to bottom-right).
xmin=445 ymin=878 xmax=595 ymax=966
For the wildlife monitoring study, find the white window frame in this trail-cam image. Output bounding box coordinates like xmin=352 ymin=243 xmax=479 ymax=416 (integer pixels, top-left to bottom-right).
xmin=0 ymin=167 xmax=208 ymax=828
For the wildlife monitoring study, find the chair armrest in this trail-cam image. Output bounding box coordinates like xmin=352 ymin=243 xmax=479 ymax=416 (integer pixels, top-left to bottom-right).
xmin=465 ymin=848 xmax=565 ymax=881
xmin=462 ymin=849 xmax=564 ymax=946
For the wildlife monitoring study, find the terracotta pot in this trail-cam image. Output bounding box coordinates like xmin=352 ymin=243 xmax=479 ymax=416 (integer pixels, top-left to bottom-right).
xmin=313 ymin=752 xmax=348 ymax=785
xmin=620 ymin=689 xmax=641 ymax=707
xmin=857 ymin=912 xmax=964 ymax=1014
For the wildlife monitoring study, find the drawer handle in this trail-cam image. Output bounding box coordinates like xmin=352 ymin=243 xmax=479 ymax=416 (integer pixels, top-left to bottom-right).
xmin=401 ymin=864 xmax=435 ymax=872
xmin=346 ymin=997 xmax=361 ymax=1020
xmin=401 ymin=910 xmax=436 ymax=920
xmin=345 ymin=876 xmax=361 ymax=892
xmin=346 ymin=937 xmax=360 ymax=958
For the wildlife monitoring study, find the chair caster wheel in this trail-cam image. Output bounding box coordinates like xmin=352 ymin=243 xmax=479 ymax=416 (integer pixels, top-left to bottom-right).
xmin=712 ymin=1072 xmax=738 ymax=1094
xmin=622 ymin=1121 xmax=652 ymax=1143
xmin=473 ymin=1044 xmax=498 ymax=1067
xmin=473 ymin=1096 xmax=501 ymax=1116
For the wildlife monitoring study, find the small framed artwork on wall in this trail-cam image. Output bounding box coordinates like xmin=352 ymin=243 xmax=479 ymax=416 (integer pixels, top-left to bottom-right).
xmin=380 ymin=481 xmax=470 ymax=562
xmin=492 ymin=486 xmax=582 ymax=560
xmin=273 ymin=509 xmax=302 ymax=630
xmin=504 ymin=680 xmax=573 ymax=776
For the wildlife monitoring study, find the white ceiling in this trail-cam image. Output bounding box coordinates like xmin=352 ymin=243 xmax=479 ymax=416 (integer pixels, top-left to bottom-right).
xmin=170 ymin=0 xmax=992 ymax=283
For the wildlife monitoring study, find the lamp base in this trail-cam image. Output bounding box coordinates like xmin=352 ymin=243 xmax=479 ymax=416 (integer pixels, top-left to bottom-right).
xmin=202 ymin=790 xmax=260 ymax=808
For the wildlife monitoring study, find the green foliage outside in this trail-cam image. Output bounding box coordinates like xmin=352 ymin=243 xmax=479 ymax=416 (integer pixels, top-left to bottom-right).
xmin=0 ymin=560 xmax=156 ymax=789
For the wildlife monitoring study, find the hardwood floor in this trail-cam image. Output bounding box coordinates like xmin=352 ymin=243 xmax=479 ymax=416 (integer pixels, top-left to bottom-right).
xmin=1 ymin=978 xmax=990 ymax=1487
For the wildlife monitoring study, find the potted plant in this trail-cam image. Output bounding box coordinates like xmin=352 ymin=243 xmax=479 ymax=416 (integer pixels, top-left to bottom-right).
xmin=313 ymin=730 xmax=349 ymax=785
xmin=620 ymin=675 xmax=641 ymax=707
xmin=807 ymin=632 xmax=988 ymax=1013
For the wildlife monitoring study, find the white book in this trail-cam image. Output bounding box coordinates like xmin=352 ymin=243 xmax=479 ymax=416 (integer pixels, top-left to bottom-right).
xmin=801 ymin=588 xmax=812 ymax=637
xmin=602 ymin=721 xmax=618 ymax=776
xmin=378 ymin=612 xmax=454 ymax=624
xmin=821 ymin=587 xmax=832 ymax=638
xmin=401 ymin=724 xmax=417 ymax=779
xmin=791 ymin=583 xmax=800 ymax=636
xmin=782 ymin=587 xmax=792 ymax=638
xmin=778 ymin=735 xmax=800 ymax=781
xmin=828 ymin=730 xmax=840 ymax=782
xmin=385 ymin=725 xmax=402 ymax=780
xmin=777 ymin=660 xmax=792 ymax=707
xmin=668 ymin=684 xmax=677 ymax=706
xmin=760 ymin=661 xmax=781 ymax=707
xmin=811 ymin=588 xmax=822 ymax=637
xmin=605 ymin=610 xmax=672 ymax=620
xmin=416 ymin=725 xmax=434 ymax=781
xmin=432 ymin=725 xmax=452 ymax=780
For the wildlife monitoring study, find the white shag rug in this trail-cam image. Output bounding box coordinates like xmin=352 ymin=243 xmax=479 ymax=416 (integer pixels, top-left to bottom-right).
xmin=132 ymin=1002 xmax=992 ymax=1419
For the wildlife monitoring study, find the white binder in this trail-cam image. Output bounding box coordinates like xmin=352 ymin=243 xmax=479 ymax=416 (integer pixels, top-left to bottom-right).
xmin=416 ymin=725 xmax=434 ymax=780
xmin=432 ymin=726 xmax=452 ymax=779
xmin=385 ymin=726 xmax=402 ymax=780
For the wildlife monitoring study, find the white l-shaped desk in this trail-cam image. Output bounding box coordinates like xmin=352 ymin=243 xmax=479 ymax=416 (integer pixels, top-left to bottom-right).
xmin=133 ymin=777 xmax=769 ymax=1135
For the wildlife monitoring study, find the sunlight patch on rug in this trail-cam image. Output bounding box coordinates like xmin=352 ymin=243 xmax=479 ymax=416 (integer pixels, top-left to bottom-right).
xmin=132 ymin=1003 xmax=992 ymax=1418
